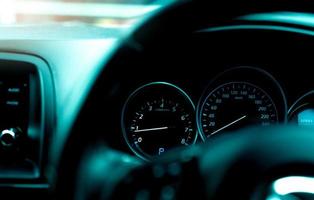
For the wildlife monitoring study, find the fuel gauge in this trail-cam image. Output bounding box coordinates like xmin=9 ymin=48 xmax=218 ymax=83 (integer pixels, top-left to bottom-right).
xmin=289 ymin=91 xmax=314 ymax=127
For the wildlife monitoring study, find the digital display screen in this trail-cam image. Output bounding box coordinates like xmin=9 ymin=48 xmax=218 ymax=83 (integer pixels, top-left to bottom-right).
xmin=298 ymin=109 xmax=314 ymax=126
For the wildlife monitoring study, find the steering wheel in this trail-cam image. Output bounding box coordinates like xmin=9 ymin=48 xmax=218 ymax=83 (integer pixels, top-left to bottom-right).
xmin=55 ymin=0 xmax=314 ymax=199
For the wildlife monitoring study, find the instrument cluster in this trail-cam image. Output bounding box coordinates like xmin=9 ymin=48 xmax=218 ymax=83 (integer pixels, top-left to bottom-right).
xmin=121 ymin=66 xmax=311 ymax=160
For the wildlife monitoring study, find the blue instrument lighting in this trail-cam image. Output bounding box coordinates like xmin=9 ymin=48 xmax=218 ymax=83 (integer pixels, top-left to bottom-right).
xmin=298 ymin=109 xmax=314 ymax=126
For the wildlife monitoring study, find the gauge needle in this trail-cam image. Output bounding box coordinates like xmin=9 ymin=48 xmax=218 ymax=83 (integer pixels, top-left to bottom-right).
xmin=134 ymin=127 xmax=169 ymax=133
xmin=210 ymin=115 xmax=247 ymax=136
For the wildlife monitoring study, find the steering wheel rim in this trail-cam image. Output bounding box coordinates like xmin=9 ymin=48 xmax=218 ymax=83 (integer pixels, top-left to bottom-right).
xmin=197 ymin=126 xmax=314 ymax=199
xmin=55 ymin=0 xmax=314 ymax=199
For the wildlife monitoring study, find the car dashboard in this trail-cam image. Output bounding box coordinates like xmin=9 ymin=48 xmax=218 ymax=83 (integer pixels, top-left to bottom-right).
xmin=100 ymin=14 xmax=314 ymax=159
xmin=0 ymin=5 xmax=313 ymax=199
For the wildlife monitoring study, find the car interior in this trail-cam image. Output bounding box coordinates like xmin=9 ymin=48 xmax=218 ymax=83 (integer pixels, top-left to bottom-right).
xmin=1 ymin=0 xmax=314 ymax=199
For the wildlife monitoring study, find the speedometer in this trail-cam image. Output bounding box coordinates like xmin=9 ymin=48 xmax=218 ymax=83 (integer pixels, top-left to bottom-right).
xmin=198 ymin=82 xmax=278 ymax=139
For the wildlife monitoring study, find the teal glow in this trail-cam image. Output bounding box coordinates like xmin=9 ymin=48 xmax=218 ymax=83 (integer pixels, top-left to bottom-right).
xmin=288 ymin=91 xmax=314 ymax=114
xmin=240 ymin=12 xmax=314 ymax=28
xmin=76 ymin=147 xmax=142 ymax=200
xmin=273 ymin=176 xmax=314 ymax=195
xmin=49 ymin=38 xmax=122 ymax=170
xmin=0 ymin=183 xmax=50 ymax=189
xmin=168 ymin=162 xmax=181 ymax=176
xmin=47 ymin=1 xmax=165 ymax=171
xmin=266 ymin=196 xmax=281 ymax=200
xmin=136 ymin=190 xmax=150 ymax=200
xmin=298 ymin=109 xmax=314 ymax=126
xmin=203 ymin=25 xmax=314 ymax=36
xmin=161 ymin=186 xmax=175 ymax=200
xmin=153 ymin=165 xmax=165 ymax=178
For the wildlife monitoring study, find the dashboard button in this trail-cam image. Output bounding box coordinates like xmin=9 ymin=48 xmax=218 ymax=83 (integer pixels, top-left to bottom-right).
xmin=0 ymin=129 xmax=17 ymax=147
xmin=6 ymin=100 xmax=19 ymax=106
xmin=8 ymin=87 xmax=21 ymax=94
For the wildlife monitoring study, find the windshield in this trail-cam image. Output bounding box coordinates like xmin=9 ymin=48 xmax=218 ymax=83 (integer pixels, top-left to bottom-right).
xmin=0 ymin=0 xmax=174 ymax=27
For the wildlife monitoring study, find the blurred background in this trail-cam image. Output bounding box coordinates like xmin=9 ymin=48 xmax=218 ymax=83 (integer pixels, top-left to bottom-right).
xmin=0 ymin=0 xmax=174 ymax=27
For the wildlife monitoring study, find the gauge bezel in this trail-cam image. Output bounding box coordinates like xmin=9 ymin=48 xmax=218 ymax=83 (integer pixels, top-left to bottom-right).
xmin=288 ymin=90 xmax=314 ymax=122
xmin=121 ymin=81 xmax=197 ymax=161
xmin=197 ymin=66 xmax=288 ymax=141
xmin=198 ymin=81 xmax=279 ymax=140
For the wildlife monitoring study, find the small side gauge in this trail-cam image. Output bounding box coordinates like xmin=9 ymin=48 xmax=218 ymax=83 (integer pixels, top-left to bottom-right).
xmin=122 ymin=82 xmax=197 ymax=160
xmin=289 ymin=91 xmax=314 ymax=126
xmin=198 ymin=82 xmax=279 ymax=139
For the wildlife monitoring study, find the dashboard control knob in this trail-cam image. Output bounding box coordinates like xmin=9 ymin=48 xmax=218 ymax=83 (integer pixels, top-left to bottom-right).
xmin=0 ymin=128 xmax=18 ymax=147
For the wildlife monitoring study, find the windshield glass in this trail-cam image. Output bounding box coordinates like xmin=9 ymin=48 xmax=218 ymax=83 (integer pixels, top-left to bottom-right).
xmin=0 ymin=0 xmax=174 ymax=27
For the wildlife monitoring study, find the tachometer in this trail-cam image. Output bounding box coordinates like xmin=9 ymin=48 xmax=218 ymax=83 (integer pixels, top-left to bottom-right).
xmin=198 ymin=82 xmax=278 ymax=139
xmin=122 ymin=82 xmax=197 ymax=160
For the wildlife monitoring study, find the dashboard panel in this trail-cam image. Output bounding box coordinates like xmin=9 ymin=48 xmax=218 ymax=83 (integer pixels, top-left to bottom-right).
xmin=1 ymin=4 xmax=314 ymax=199
xmin=120 ymin=66 xmax=288 ymax=159
xmin=0 ymin=25 xmax=117 ymax=199
xmin=121 ymin=67 xmax=287 ymax=160
xmin=96 ymin=26 xmax=314 ymax=160
xmin=0 ymin=53 xmax=54 ymax=185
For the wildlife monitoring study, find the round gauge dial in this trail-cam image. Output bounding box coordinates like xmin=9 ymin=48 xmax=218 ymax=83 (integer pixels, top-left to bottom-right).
xmin=288 ymin=91 xmax=314 ymax=126
xmin=122 ymin=82 xmax=197 ymax=160
xmin=198 ymin=82 xmax=278 ymax=139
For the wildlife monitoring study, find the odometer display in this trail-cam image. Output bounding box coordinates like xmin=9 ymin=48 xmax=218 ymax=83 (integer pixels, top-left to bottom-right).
xmin=199 ymin=82 xmax=278 ymax=139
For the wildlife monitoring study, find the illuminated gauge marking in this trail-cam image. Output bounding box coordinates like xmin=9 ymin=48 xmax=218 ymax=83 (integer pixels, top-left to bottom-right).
xmin=199 ymin=82 xmax=278 ymax=139
xmin=122 ymin=82 xmax=197 ymax=161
